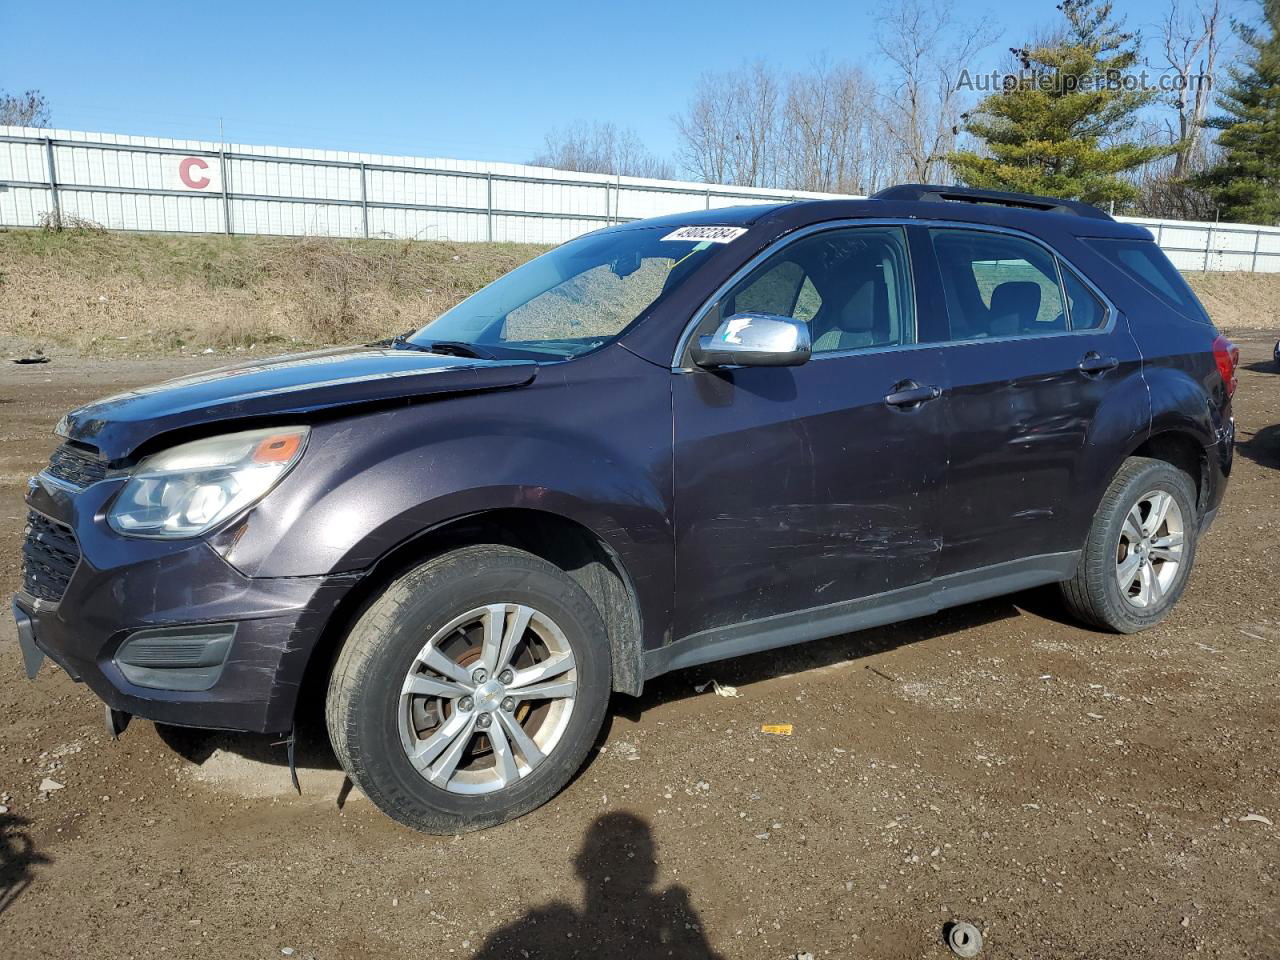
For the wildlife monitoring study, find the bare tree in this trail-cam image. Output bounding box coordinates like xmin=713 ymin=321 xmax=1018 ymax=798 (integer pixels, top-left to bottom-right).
xmin=778 ymin=60 xmax=882 ymax=193
xmin=674 ymin=61 xmax=782 ymax=187
xmin=530 ymin=121 xmax=673 ymax=179
xmin=674 ymin=59 xmax=906 ymax=194
xmin=1159 ymin=0 xmax=1223 ymax=178
xmin=875 ymin=0 xmax=998 ymax=183
xmin=1132 ymin=165 xmax=1219 ymax=218
xmin=0 ymin=89 xmax=51 ymax=127
xmin=673 ymin=78 xmax=732 ymax=184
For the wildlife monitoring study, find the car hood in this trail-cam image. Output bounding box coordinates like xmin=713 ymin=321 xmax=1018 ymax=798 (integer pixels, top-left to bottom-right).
xmin=58 ymin=345 xmax=539 ymax=460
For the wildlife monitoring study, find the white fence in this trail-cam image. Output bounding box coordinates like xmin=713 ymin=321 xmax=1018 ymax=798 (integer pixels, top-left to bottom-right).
xmin=1120 ymin=215 xmax=1280 ymax=272
xmin=0 ymin=126 xmax=844 ymax=246
xmin=2 ymin=125 xmax=1279 ymax=271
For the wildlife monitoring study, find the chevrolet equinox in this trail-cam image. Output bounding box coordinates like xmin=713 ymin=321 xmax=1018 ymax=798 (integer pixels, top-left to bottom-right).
xmin=13 ymin=185 xmax=1236 ymax=832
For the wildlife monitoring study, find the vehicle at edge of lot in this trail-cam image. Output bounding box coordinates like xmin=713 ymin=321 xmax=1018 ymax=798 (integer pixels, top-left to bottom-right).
xmin=13 ymin=184 xmax=1237 ymax=832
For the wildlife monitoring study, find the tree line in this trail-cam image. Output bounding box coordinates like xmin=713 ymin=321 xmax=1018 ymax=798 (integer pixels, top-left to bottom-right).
xmin=532 ymin=0 xmax=1280 ymax=225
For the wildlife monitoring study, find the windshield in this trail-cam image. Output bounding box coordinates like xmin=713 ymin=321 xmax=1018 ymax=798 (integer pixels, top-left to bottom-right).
xmin=406 ymin=226 xmax=726 ymax=359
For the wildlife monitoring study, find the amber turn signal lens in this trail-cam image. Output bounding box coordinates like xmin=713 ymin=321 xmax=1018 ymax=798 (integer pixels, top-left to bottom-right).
xmin=252 ymin=432 xmax=305 ymax=464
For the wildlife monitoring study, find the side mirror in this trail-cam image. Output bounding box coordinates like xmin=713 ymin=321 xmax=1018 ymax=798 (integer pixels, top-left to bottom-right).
xmin=691 ymin=312 xmax=812 ymax=368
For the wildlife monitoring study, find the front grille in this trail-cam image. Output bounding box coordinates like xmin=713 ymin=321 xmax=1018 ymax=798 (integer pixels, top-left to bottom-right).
xmin=46 ymin=443 xmax=107 ymax=487
xmin=21 ymin=511 xmax=81 ymax=603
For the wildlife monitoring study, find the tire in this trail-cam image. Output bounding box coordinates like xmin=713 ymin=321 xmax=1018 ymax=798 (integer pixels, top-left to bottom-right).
xmin=326 ymin=545 xmax=612 ymax=833
xmin=1060 ymin=457 xmax=1199 ymax=633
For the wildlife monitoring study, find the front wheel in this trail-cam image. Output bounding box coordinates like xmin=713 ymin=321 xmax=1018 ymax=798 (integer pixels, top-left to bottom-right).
xmin=1060 ymin=457 xmax=1199 ymax=633
xmin=326 ymin=545 xmax=612 ymax=833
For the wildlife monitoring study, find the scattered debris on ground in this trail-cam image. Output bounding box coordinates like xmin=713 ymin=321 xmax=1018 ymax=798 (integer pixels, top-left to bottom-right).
xmin=694 ymin=678 xmax=741 ymax=698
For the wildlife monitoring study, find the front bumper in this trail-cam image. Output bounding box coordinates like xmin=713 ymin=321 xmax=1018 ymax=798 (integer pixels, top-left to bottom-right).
xmin=13 ymin=600 xmax=46 ymax=679
xmin=13 ymin=471 xmax=360 ymax=734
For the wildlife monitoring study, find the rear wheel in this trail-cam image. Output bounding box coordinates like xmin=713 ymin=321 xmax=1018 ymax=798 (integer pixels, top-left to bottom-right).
xmin=326 ymin=545 xmax=611 ymax=833
xmin=1060 ymin=457 xmax=1199 ymax=633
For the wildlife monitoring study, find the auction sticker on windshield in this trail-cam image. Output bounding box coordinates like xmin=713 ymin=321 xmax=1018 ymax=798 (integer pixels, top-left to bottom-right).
xmin=661 ymin=226 xmax=748 ymax=243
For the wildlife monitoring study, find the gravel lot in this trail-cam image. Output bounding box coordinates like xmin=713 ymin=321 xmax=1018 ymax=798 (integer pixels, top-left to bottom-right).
xmin=1 ymin=337 xmax=1277 ymax=959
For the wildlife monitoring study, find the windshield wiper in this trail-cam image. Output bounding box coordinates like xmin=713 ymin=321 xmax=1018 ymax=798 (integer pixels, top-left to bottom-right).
xmin=369 ymin=329 xmax=419 ymax=348
xmin=418 ymin=340 xmax=497 ymax=360
xmin=388 ymin=336 xmax=498 ymax=360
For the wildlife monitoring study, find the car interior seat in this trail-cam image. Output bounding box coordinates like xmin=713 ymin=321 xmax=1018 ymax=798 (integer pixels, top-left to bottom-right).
xmin=987 ymin=281 xmax=1043 ymax=336
xmin=813 ymin=270 xmax=890 ymax=352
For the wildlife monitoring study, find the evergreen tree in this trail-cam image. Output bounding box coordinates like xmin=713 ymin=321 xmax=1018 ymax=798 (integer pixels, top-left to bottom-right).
xmin=947 ymin=0 xmax=1175 ymax=206
xmin=1195 ymin=0 xmax=1280 ymax=224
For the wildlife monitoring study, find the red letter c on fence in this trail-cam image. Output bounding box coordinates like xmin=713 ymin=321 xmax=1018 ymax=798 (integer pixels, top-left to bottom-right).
xmin=179 ymin=156 xmax=211 ymax=190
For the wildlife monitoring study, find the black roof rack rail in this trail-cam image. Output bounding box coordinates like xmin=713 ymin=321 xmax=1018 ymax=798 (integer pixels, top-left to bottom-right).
xmin=871 ymin=183 xmax=1113 ymax=221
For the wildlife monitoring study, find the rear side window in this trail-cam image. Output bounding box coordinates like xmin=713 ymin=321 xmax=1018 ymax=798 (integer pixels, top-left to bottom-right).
xmin=1085 ymin=238 xmax=1209 ymax=323
xmin=1061 ymin=266 xmax=1109 ymax=330
xmin=930 ymin=229 xmax=1067 ymax=340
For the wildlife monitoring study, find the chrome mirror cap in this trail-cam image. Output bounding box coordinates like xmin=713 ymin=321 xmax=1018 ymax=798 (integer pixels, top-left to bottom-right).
xmin=691 ymin=312 xmax=812 ymax=368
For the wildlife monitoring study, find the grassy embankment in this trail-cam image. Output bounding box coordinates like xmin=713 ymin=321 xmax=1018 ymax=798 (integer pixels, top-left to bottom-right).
xmin=0 ymin=227 xmax=549 ymax=356
xmin=0 ymin=225 xmax=1276 ymax=357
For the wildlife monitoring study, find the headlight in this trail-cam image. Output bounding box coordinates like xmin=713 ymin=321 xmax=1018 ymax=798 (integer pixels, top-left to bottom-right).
xmin=108 ymin=426 xmax=309 ymax=538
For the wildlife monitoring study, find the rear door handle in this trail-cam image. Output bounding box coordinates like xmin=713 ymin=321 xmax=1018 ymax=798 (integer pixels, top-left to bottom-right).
xmin=884 ymin=381 xmax=941 ymax=409
xmin=1078 ymin=352 xmax=1119 ymax=375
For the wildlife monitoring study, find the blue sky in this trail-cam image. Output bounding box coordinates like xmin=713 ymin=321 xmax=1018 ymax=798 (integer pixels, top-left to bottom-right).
xmin=1 ymin=0 xmax=1211 ymax=168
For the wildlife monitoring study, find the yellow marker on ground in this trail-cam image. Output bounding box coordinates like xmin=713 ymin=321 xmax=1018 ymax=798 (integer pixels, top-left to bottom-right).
xmin=760 ymin=723 xmax=793 ymax=736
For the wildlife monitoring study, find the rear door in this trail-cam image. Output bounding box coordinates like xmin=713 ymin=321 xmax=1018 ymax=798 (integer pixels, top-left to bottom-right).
xmin=670 ymin=224 xmax=948 ymax=640
xmin=923 ymin=226 xmax=1140 ymax=576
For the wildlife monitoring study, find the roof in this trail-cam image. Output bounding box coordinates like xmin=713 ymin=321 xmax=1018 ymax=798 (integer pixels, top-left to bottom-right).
xmin=759 ymin=197 xmax=1151 ymax=241
xmin=602 ymin=188 xmax=1152 ymax=241
xmin=608 ymin=203 xmax=788 ymax=230
xmin=871 ymin=184 xmax=1113 ymax=220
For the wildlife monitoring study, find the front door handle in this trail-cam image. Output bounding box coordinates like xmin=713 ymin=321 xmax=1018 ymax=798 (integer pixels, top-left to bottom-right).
xmin=1078 ymin=352 xmax=1119 ymax=376
xmin=884 ymin=380 xmax=941 ymax=409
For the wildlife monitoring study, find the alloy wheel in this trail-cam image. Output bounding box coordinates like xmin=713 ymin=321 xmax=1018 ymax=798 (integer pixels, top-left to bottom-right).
xmin=398 ymin=603 xmax=577 ymax=795
xmin=1115 ymin=489 xmax=1185 ymax=609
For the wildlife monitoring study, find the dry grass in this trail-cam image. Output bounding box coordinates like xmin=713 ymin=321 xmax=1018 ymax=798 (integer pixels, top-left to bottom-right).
xmin=0 ymin=227 xmax=1275 ymax=357
xmin=0 ymin=228 xmax=548 ymax=355
xmin=1184 ymin=271 xmax=1280 ymax=336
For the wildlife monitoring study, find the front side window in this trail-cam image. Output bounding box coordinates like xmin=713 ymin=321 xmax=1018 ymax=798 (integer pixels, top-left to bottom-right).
xmin=719 ymin=226 xmax=915 ymax=355
xmin=931 ymin=229 xmax=1068 ymax=341
xmin=731 ymin=259 xmax=808 ymax=317
xmin=409 ymin=226 xmax=725 ymax=359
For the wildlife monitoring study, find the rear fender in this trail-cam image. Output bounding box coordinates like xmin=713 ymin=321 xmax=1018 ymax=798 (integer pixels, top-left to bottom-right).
xmin=1068 ymin=368 xmax=1150 ymax=542
xmin=1142 ymin=367 xmax=1224 ymax=448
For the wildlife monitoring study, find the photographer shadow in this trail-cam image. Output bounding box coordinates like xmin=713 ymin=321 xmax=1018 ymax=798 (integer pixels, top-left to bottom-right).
xmin=472 ymin=811 xmax=724 ymax=960
xmin=0 ymin=811 xmax=51 ymax=917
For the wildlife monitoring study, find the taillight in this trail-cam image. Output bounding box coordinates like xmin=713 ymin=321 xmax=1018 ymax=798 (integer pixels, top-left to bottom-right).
xmin=1212 ymin=334 xmax=1239 ymax=397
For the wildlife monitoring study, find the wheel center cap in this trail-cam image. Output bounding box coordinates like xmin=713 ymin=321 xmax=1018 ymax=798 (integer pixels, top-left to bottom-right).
xmin=476 ymin=678 xmax=505 ymax=709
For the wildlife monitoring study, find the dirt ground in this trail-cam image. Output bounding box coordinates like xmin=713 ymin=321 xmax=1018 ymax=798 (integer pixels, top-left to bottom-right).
xmin=0 ymin=337 xmax=1278 ymax=960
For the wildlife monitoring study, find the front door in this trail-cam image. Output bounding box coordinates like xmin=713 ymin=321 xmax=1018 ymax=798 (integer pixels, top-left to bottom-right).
xmin=671 ymin=225 xmax=948 ymax=641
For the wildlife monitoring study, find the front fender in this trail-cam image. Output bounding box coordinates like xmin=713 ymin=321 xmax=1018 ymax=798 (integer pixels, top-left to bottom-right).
xmin=211 ymin=346 xmax=676 ymax=650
